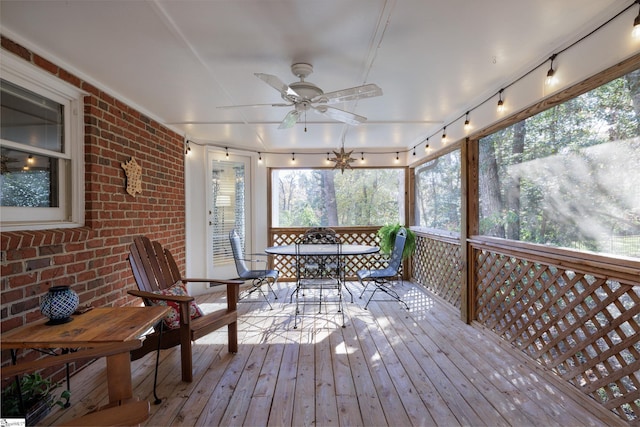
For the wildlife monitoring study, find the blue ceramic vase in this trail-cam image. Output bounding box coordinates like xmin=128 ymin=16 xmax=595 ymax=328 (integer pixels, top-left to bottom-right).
xmin=40 ymin=286 xmax=79 ymax=325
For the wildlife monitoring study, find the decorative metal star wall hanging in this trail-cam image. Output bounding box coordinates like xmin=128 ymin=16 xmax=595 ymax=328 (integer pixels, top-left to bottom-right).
xmin=330 ymin=147 xmax=356 ymax=173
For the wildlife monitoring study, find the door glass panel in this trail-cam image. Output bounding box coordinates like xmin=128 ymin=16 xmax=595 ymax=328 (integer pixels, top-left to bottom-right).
xmin=211 ymin=161 xmax=245 ymax=268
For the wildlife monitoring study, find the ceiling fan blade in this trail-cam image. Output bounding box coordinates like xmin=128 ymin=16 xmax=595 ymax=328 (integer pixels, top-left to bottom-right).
xmin=314 ymin=105 xmax=366 ymax=125
xmin=217 ymin=103 xmax=291 ymax=109
xmin=278 ymin=110 xmax=300 ymax=129
xmin=255 ymin=73 xmax=299 ymax=98
xmin=317 ymin=83 xmax=382 ymax=104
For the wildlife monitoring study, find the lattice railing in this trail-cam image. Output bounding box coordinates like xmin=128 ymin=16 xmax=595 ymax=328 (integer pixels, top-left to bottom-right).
xmin=268 ymin=227 xmax=381 ymax=280
xmin=411 ymin=233 xmax=463 ymax=309
xmin=472 ymin=239 xmax=640 ymax=423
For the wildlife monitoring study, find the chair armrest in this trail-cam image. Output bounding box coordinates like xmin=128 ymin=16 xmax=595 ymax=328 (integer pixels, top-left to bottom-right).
xmin=128 ymin=289 xmax=194 ymax=303
xmin=181 ymin=278 xmax=244 ymax=287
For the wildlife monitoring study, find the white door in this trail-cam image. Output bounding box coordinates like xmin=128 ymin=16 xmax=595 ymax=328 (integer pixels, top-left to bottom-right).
xmin=206 ymin=150 xmax=251 ymax=279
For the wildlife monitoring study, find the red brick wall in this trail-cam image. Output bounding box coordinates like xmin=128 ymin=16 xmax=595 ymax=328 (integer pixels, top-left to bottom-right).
xmin=1 ymin=36 xmax=186 ymax=370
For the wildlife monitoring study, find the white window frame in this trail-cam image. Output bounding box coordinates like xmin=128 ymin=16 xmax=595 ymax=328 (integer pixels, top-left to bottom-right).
xmin=1 ymin=53 xmax=85 ymax=231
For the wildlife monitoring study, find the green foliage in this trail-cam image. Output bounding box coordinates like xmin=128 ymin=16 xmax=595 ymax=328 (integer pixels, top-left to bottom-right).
xmin=377 ymin=224 xmax=416 ymax=260
xmin=1 ymin=372 xmax=70 ymax=417
xmin=276 ymin=168 xmax=403 ymax=227
xmin=477 ymin=69 xmax=640 ymax=258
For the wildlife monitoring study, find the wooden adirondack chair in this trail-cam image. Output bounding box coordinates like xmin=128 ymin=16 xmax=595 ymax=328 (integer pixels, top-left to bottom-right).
xmin=127 ymin=236 xmax=242 ymax=382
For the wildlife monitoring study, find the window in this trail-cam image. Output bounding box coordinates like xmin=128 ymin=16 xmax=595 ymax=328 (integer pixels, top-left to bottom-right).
xmin=478 ymin=69 xmax=640 ymax=258
xmin=415 ymin=149 xmax=461 ymax=233
xmin=0 ymin=54 xmax=84 ymax=230
xmin=272 ymin=168 xmax=405 ymax=227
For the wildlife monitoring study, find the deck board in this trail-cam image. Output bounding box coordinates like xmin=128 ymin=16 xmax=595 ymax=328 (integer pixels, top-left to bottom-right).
xmin=42 ymin=281 xmax=624 ymax=427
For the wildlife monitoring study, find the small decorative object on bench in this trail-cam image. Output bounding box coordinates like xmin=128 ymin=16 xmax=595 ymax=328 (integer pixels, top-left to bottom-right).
xmin=127 ymin=235 xmax=243 ymax=382
xmin=40 ymin=286 xmax=79 ymax=325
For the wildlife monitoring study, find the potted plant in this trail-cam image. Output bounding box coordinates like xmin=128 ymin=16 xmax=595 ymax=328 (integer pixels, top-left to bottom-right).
xmin=377 ymin=223 xmax=416 ymax=260
xmin=1 ymin=372 xmax=70 ymax=426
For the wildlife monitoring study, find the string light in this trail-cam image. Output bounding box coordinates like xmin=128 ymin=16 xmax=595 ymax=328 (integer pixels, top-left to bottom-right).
xmin=326 ymin=152 xmax=330 ymax=162
xmin=413 ymin=147 xmax=416 ymax=156
xmin=497 ymin=89 xmax=505 ymax=113
xmin=225 ymin=147 xmax=229 ymax=158
xmin=634 ymin=0 xmax=640 ymax=38
xmin=185 ymin=140 xmax=191 ymax=155
xmin=361 ymin=152 xmax=365 ymax=163
xmin=425 ymin=138 xmax=430 ymax=151
xmin=291 ymin=153 xmax=295 ymax=163
xmin=258 ymin=152 xmax=262 ymax=162
xmin=464 ymin=112 xmax=470 ymax=131
xmin=546 ymin=54 xmax=558 ymax=86
xmin=27 ymin=155 xmax=34 ymax=165
xmin=441 ymin=126 xmax=447 ymax=142
xmin=395 ymin=152 xmax=399 ymax=162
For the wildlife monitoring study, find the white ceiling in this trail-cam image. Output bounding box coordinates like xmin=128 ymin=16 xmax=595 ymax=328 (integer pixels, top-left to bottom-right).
xmin=0 ymin=0 xmax=630 ymax=155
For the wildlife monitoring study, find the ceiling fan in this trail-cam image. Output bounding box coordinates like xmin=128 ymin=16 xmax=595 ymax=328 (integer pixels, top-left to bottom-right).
xmin=219 ymin=63 xmax=382 ymax=129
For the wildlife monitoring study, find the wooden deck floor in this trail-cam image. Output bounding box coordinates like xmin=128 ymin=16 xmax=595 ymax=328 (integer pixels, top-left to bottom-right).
xmin=43 ymin=281 xmax=623 ymax=426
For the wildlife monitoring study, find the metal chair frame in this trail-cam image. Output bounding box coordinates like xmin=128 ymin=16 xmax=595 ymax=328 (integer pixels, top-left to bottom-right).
xmin=292 ymin=229 xmax=345 ymax=328
xmin=229 ymin=229 xmax=279 ymax=309
xmin=357 ymin=227 xmax=410 ymax=311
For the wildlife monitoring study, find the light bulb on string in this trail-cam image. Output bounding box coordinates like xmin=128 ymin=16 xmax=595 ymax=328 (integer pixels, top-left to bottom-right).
xmin=442 ymin=126 xmax=447 ymax=143
xmin=425 ymin=138 xmax=430 ymax=151
xmin=464 ymin=112 xmax=471 ymax=131
xmin=395 ymin=152 xmax=399 ymax=162
xmin=360 ymin=152 xmax=365 ymax=163
xmin=497 ymin=89 xmax=505 ymax=113
xmin=633 ymin=0 xmax=640 ymax=39
xmin=225 ymin=147 xmax=229 ymax=158
xmin=545 ymin=54 xmax=558 ymax=86
xmin=292 ymin=153 xmax=295 ymax=163
xmin=258 ymin=152 xmax=262 ymax=163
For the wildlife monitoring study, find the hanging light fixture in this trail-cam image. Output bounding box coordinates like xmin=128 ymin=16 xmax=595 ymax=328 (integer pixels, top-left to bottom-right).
xmin=546 ymin=54 xmax=558 ymax=86
xmin=464 ymin=112 xmax=471 ymax=131
xmin=633 ymin=0 xmax=640 ymax=38
xmin=330 ymin=146 xmax=356 ymax=173
xmin=497 ymin=89 xmax=505 ymax=113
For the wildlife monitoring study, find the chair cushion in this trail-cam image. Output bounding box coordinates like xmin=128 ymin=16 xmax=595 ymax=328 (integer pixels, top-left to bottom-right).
xmin=150 ymin=282 xmax=204 ymax=329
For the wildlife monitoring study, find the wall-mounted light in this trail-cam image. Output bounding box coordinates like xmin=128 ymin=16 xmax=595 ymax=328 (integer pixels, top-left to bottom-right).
xmin=633 ymin=0 xmax=640 ymax=38
xmin=546 ymin=54 xmax=558 ymax=86
xmin=464 ymin=112 xmax=471 ymax=131
xmin=497 ymin=89 xmax=505 ymax=113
